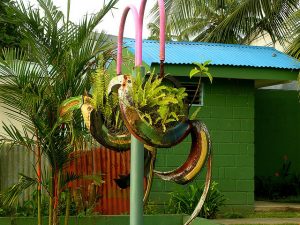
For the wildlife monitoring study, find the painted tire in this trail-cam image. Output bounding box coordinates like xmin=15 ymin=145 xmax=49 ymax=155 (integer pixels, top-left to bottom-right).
xmin=116 ymin=75 xmax=192 ymax=148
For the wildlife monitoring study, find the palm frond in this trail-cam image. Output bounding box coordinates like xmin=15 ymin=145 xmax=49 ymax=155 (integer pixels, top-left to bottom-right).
xmin=1 ymin=173 xmax=37 ymax=206
xmin=0 ymin=123 xmax=35 ymax=152
xmin=150 ymin=0 xmax=299 ymax=45
xmin=0 ymin=0 xmax=118 ymax=191
xmin=285 ymin=9 xmax=300 ymax=59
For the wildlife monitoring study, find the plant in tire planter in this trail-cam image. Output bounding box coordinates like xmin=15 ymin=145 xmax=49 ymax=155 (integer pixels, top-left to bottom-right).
xmin=110 ymin=73 xmax=191 ymax=148
xmin=130 ymin=71 xmax=188 ymax=133
xmin=110 ymin=60 xmax=213 ymax=148
xmin=59 ymin=67 xmax=131 ymax=151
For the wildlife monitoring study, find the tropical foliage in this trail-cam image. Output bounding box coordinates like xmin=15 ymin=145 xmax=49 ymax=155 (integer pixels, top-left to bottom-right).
xmin=90 ymin=67 xmax=125 ymax=133
xmin=128 ymin=61 xmax=213 ymax=132
xmin=0 ymin=0 xmax=117 ymax=225
xmin=255 ymin=158 xmax=300 ymax=200
xmin=168 ymin=181 xmax=226 ymax=219
xmin=150 ymin=0 xmax=300 ymax=57
xmin=130 ymin=71 xmax=188 ymax=132
xmin=286 ymin=10 xmax=300 ymax=59
xmin=0 ymin=0 xmax=24 ymax=50
xmin=189 ymin=61 xmax=213 ymax=109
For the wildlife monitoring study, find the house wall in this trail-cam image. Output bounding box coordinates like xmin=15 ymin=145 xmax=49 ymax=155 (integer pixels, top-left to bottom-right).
xmin=149 ymin=78 xmax=255 ymax=214
xmin=255 ymin=90 xmax=300 ymax=177
xmin=0 ymin=102 xmax=24 ymax=134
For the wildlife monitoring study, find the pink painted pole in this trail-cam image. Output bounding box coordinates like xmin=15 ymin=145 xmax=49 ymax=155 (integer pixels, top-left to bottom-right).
xmin=116 ymin=2 xmax=166 ymax=225
xmin=117 ymin=5 xmax=142 ymax=75
xmin=116 ymin=5 xmax=144 ymax=225
xmin=139 ymin=0 xmax=166 ymax=61
xmin=117 ymin=0 xmax=166 ymax=75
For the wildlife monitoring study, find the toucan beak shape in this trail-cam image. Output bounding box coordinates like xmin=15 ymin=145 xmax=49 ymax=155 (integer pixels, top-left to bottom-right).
xmin=58 ymin=96 xmax=84 ymax=117
xmin=107 ymin=75 xmax=125 ymax=96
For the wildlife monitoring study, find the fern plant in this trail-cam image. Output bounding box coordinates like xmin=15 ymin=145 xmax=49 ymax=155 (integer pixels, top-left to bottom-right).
xmin=130 ymin=71 xmax=188 ymax=132
xmin=90 ymin=68 xmax=125 ymax=133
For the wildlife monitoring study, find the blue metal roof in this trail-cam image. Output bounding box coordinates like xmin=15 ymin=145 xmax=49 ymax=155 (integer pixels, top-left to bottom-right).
xmin=124 ymin=39 xmax=300 ymax=70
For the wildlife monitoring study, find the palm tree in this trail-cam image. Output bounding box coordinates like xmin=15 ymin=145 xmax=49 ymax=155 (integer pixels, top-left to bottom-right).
xmin=150 ymin=0 xmax=299 ymax=49
xmin=286 ymin=10 xmax=300 ymax=59
xmin=0 ymin=0 xmax=24 ymax=49
xmin=0 ymin=0 xmax=117 ymax=224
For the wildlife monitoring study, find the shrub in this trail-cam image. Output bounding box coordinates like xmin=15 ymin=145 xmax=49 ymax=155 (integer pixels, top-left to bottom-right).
xmin=168 ymin=181 xmax=226 ymax=219
xmin=255 ymin=158 xmax=300 ymax=199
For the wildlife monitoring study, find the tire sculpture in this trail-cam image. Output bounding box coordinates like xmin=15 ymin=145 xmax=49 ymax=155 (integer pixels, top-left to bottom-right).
xmin=59 ymin=1 xmax=212 ymax=224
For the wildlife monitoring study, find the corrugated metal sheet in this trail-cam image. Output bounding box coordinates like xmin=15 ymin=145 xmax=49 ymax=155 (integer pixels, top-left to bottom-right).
xmin=0 ymin=144 xmax=35 ymax=202
xmin=0 ymin=144 xmax=133 ymax=214
xmin=68 ymin=147 xmax=131 ymax=215
xmin=124 ymin=39 xmax=300 ymax=70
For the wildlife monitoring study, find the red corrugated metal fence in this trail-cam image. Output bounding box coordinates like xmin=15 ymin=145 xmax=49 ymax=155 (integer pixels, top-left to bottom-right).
xmin=68 ymin=147 xmax=131 ymax=214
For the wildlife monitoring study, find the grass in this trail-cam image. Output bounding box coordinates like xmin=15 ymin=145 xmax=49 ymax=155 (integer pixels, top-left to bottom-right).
xmin=231 ymin=224 xmax=298 ymax=225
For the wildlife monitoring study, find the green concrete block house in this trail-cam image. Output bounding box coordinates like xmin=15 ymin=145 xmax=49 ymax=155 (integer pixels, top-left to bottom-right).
xmin=122 ymin=39 xmax=300 ymax=213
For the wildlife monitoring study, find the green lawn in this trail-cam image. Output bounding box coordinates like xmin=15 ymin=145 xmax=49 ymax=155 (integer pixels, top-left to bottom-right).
xmin=231 ymin=224 xmax=297 ymax=225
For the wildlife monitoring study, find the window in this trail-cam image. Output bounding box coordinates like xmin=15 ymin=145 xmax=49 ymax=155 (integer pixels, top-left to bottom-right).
xmin=180 ymin=79 xmax=204 ymax=106
xmin=145 ymin=74 xmax=205 ymax=106
xmin=165 ymin=76 xmax=204 ymax=106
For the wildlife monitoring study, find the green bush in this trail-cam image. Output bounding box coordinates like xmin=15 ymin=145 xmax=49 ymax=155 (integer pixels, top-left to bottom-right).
xmin=0 ymin=190 xmax=79 ymax=217
xmin=167 ymin=181 xmax=226 ymax=219
xmin=255 ymin=158 xmax=300 ymax=200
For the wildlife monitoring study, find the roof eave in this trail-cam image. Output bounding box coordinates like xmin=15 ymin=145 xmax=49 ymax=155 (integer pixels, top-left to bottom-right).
xmin=151 ymin=63 xmax=299 ymax=81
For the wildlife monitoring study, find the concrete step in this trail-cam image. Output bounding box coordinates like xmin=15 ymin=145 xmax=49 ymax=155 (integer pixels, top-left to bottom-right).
xmin=214 ymin=217 xmax=300 ymax=225
xmin=255 ymin=201 xmax=300 ymax=212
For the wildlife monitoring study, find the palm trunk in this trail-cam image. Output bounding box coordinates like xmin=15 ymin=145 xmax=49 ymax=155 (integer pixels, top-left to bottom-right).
xmin=37 ymin=184 xmax=42 ymax=225
xmin=35 ymin=130 xmax=42 ymax=225
xmin=48 ymin=169 xmax=54 ymax=225
xmin=49 ymin=196 xmax=53 ymax=225
xmin=64 ymin=188 xmax=71 ymax=225
xmin=53 ymin=170 xmax=61 ymax=225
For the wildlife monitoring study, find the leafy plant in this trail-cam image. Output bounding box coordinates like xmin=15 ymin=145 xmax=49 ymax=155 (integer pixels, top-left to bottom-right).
xmin=255 ymin=157 xmax=300 ymax=199
xmin=130 ymin=71 xmax=188 ymax=132
xmin=128 ymin=61 xmax=213 ymax=132
xmin=0 ymin=0 xmax=117 ymax=224
xmin=190 ymin=61 xmax=213 ymax=82
xmin=189 ymin=61 xmax=213 ymax=108
xmin=168 ymin=181 xmax=226 ymax=219
xmin=0 ymin=0 xmax=25 ymax=50
xmin=89 ymin=67 xmax=125 ymax=133
xmin=144 ymin=200 xmax=161 ymax=215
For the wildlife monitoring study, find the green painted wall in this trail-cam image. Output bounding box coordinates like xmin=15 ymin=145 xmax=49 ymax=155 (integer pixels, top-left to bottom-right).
xmin=255 ymin=90 xmax=300 ymax=177
xmin=149 ymin=78 xmax=255 ymax=214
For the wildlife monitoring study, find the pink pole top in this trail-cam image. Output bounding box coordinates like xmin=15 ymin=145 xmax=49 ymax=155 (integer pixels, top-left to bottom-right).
xmin=117 ymin=5 xmax=142 ymax=75
xmin=139 ymin=0 xmax=166 ymax=62
xmin=117 ymin=0 xmax=166 ymax=75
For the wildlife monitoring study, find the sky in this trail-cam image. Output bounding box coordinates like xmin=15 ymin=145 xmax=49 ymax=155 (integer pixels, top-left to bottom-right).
xmin=26 ymin=0 xmax=154 ymax=38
